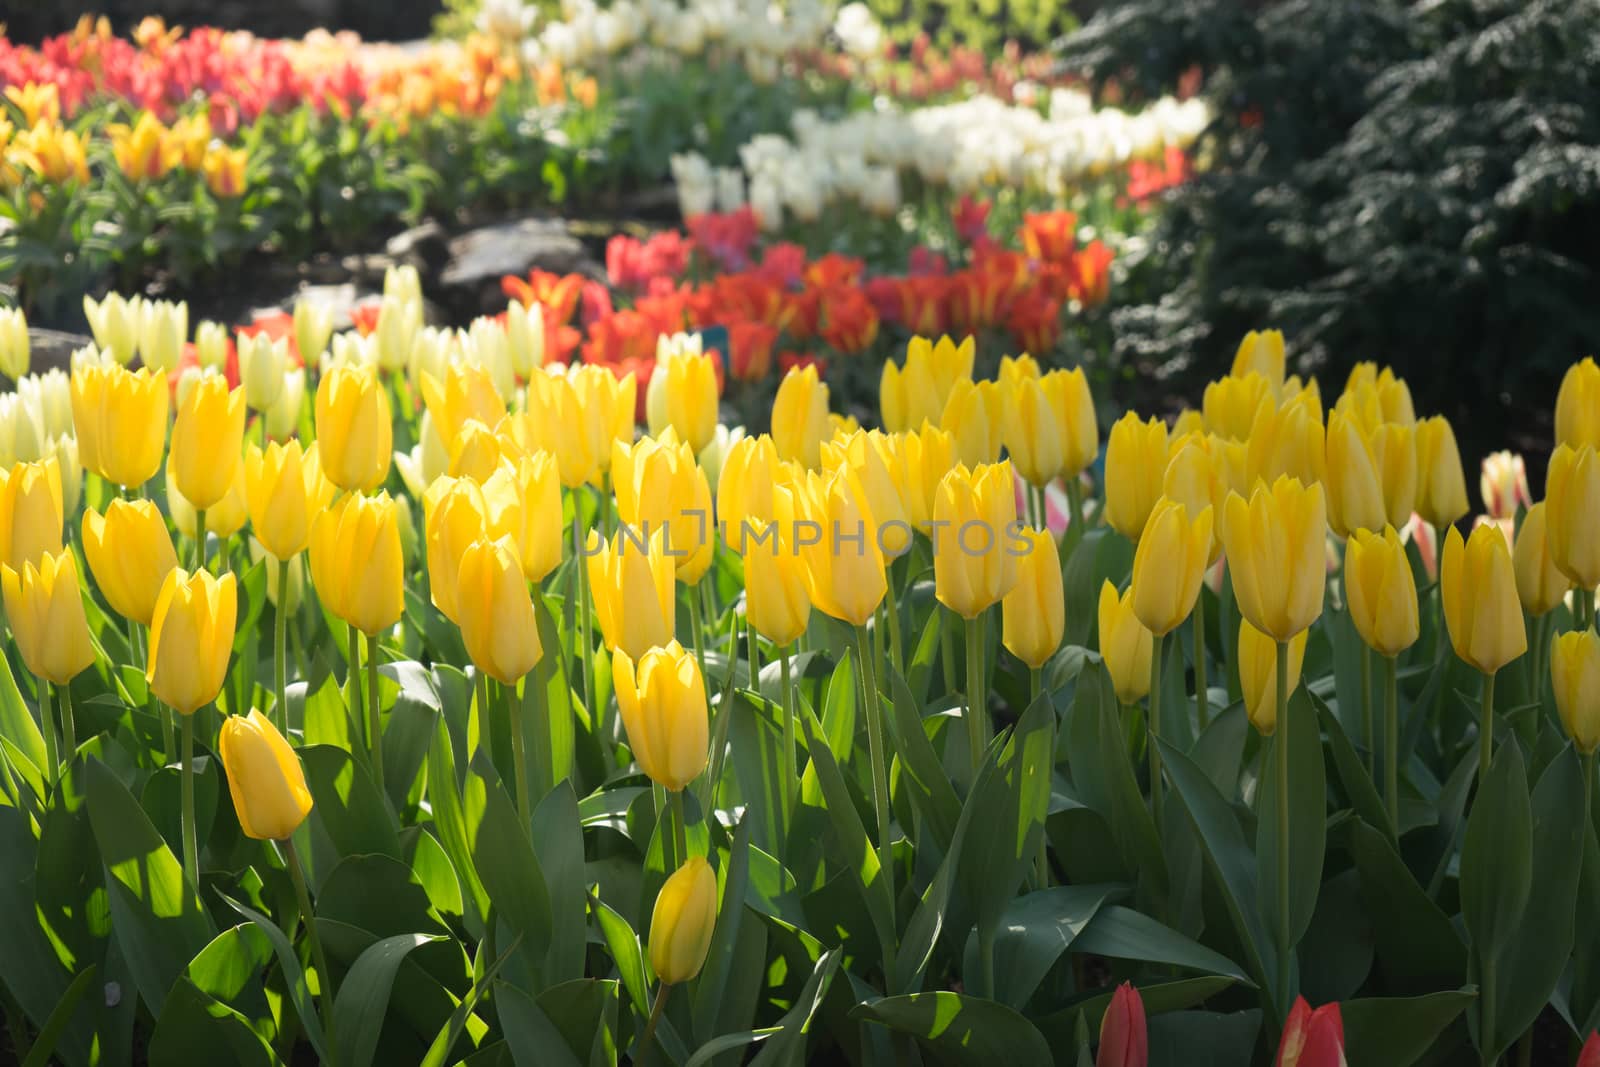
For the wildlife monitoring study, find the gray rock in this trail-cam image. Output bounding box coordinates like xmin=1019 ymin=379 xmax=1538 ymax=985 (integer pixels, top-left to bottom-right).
xmin=387 ymin=220 xmax=452 ymax=274
xmin=436 ymin=217 xmax=600 ymax=318
xmin=28 ymin=329 xmax=94 ymax=375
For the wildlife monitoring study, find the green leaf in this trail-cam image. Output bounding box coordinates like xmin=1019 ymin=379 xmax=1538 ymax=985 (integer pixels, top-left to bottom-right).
xmin=19 ymin=964 xmax=98 ymax=1067
xmin=1146 ymin=1010 xmax=1263 ymax=1067
xmin=691 ymin=817 xmax=752 ymax=1043
xmin=1312 ymin=692 xmax=1389 ymax=837
xmin=418 ymin=932 xmax=522 ymax=1067
xmin=1345 ymin=821 xmax=1466 ymax=994
xmin=1038 ymin=977 xmax=1241 ymax=1048
xmin=685 ymin=1028 xmax=781 ymax=1067
xmin=219 ymin=892 xmax=330 ymax=1062
xmin=471 ymin=772 xmax=552 ymax=960
xmin=531 ymin=781 xmax=587 ymax=987
xmin=147 ymin=977 xmax=279 ymax=1067
xmin=894 ymin=783 xmax=980 ymax=994
xmin=887 ymin=665 xmax=962 ymax=853
xmin=1341 ymin=988 xmax=1475 ymax=1067
xmin=426 ymin=717 xmax=489 ymax=924
xmin=1460 ymin=741 xmax=1531 ymax=964
xmin=334 ymin=933 xmax=447 ymax=1067
xmin=302 ymin=744 xmax=402 ymax=861
xmin=1074 ymin=904 xmax=1252 ymax=984
xmin=0 ymin=650 xmax=45 ymax=776
xmin=985 ymin=885 xmax=1119 ymax=1008
xmin=851 ymin=991 xmax=1053 ymax=1065
xmin=185 ymin=925 xmax=273 ymax=1028
xmin=496 ymin=980 xmax=584 ymax=1067
xmin=747 ymin=947 xmax=841 ymax=1067
xmin=1256 ymin=687 xmax=1327 ymax=961
xmin=535 ymin=978 xmax=621 ymax=1067
xmin=592 ymin=895 xmax=649 ymax=1017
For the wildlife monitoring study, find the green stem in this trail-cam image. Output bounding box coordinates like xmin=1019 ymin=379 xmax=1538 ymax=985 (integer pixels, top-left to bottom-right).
xmin=573 ymin=516 xmax=597 ymax=740
xmin=1360 ymin=643 xmax=1373 ymax=775
xmin=1031 ymin=667 xmax=1047 ymax=888
xmin=475 ymin=671 xmax=493 ymax=769
xmin=193 ymin=508 xmax=207 ymax=572
xmin=746 ymin=612 xmax=760 ymax=693
xmin=670 ymin=787 xmax=688 ymax=868
xmin=345 ymin=626 xmax=361 ymax=738
xmin=884 ymin=569 xmax=904 ymax=684
xmin=57 ymin=684 xmax=76 ymax=766
xmin=638 ymin=982 xmax=671 ymax=1066
xmin=1066 ymin=476 xmax=1083 ymax=528
xmin=285 ymin=839 xmax=336 ymax=1040
xmin=688 ymin=585 xmax=709 ymax=688
xmin=134 ymin=619 xmax=172 ymax=764
xmin=1274 ymin=638 xmax=1291 ymax=1017
xmin=1384 ymin=653 xmax=1400 ymax=838
xmin=507 ymin=680 xmax=531 ymax=825
xmin=181 ymin=711 xmax=198 ymax=893
xmin=37 ymin=677 xmax=57 ymax=789
xmin=964 ymin=613 xmax=987 ymax=778
xmin=1479 ymin=670 xmax=1496 ymax=785
xmin=699 ymin=612 xmax=742 ymax=814
xmin=366 ymin=632 xmax=383 ymax=795
xmin=1148 ymin=631 xmax=1166 ymax=830
xmin=780 ymin=647 xmax=797 ymax=832
xmin=940 ymin=614 xmax=958 ymax=696
xmin=275 ymin=557 xmax=290 ymax=736
xmin=853 ymin=624 xmax=895 ymax=982
xmin=1194 ymin=599 xmax=1209 ymax=732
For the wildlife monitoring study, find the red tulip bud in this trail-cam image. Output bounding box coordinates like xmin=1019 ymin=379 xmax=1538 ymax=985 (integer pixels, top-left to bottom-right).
xmin=1276 ymin=997 xmax=1346 ymax=1067
xmin=1578 ymin=1031 xmax=1600 ymax=1067
xmin=1097 ymin=982 xmax=1148 ymax=1067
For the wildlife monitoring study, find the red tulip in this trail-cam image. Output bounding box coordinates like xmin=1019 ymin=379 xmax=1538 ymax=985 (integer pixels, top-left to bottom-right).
xmin=1276 ymin=997 xmax=1346 ymax=1067
xmin=1578 ymin=1031 xmax=1600 ymax=1067
xmin=1097 ymin=982 xmax=1148 ymax=1067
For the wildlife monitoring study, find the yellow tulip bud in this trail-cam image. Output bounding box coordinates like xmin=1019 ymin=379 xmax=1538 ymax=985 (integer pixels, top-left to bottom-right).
xmin=520 ymin=366 xmax=633 ymax=489
xmin=1513 ymin=502 xmax=1567 ymax=617
xmin=587 ymin=527 xmax=676 ymax=660
xmin=315 ymin=364 xmax=393 ymax=493
xmin=265 ymin=367 xmax=306 ymax=442
xmin=1344 ymin=526 xmax=1419 ymax=656
xmin=1162 ymin=433 xmax=1228 ymax=563
xmin=1003 ymin=527 xmax=1064 ymax=669
xmin=613 ymin=432 xmax=714 ymax=584
xmin=795 ymin=468 xmax=887 ymax=627
xmin=1414 ymin=416 xmax=1468 ymax=529
xmin=997 ymin=353 xmax=1040 ymax=391
xmin=481 ymin=453 xmax=563 ymax=583
xmin=1246 ymin=392 xmax=1324 ymax=491
xmin=147 ymin=568 xmax=238 ymax=714
xmin=614 ymin=640 xmax=708 ymax=791
xmin=1237 ymin=619 xmax=1307 ymax=735
xmin=137 ymin=299 xmax=186 ymax=375
xmin=648 ymin=855 xmax=718 ymax=984
xmin=940 ymin=378 xmax=1004 ymax=469
xmin=932 ymin=461 xmax=1020 ymax=619
xmin=1230 ymin=329 xmax=1285 ymax=390
xmin=900 ymin=421 xmax=958 ymax=532
xmin=1221 ymin=476 xmax=1327 ymax=642
xmin=1005 ymin=368 xmax=1098 ymax=487
xmin=310 ymin=492 xmax=405 ymax=637
xmin=219 ymin=708 xmax=313 ymax=840
xmin=771 ymin=363 xmax=830 ymax=470
xmin=717 ymin=434 xmax=780 ymax=553
xmin=0 ymin=457 xmax=63 ymax=571
xmin=1556 ymin=356 xmax=1600 ymax=451
xmin=1551 ymin=630 xmax=1600 ymax=755
xmin=170 ymin=374 xmax=246 ymax=511
xmin=1336 ymin=368 xmax=1415 ymax=431
xmin=422 ymin=476 xmax=488 ymax=624
xmin=646 ymin=345 xmax=719 ymax=454
xmin=1104 ymin=412 xmax=1168 ymax=542
xmin=0 ymin=307 xmax=29 ymax=381
xmin=2 ymin=547 xmax=95 ymax=685
xmin=1440 ymin=524 xmax=1526 ymax=675
xmin=1130 ymin=497 xmax=1213 ymax=636
xmin=1324 ymin=409 xmax=1387 ymax=539
xmin=82 ymin=292 xmax=140 ymax=365
xmin=445 ymin=419 xmax=512 ymax=483
xmin=1202 ymin=372 xmax=1274 ymax=443
xmin=745 ymin=490 xmax=810 ymax=647
xmin=879 ymin=335 xmax=974 ymax=433
xmin=456 ymin=535 xmax=544 ymax=684
xmin=238 ymin=332 xmax=288 ymax=413
xmin=1097 ymin=580 xmax=1152 ymax=705
xmin=293 ymin=300 xmax=334 ymax=367
xmin=82 ymin=499 xmax=179 ymax=626
xmin=69 ymin=362 xmax=168 ymax=488
xmin=421 ymin=363 xmax=505 ymax=450
xmin=167 ymin=459 xmax=248 ymax=541
xmin=244 ymin=440 xmax=333 ymax=561
xmin=822 ymin=430 xmax=912 ymax=559
xmin=1545 ymin=444 xmax=1600 ymax=591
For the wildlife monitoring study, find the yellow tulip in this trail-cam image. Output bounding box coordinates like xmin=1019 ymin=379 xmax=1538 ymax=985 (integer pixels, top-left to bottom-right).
xmin=1545 ymin=444 xmax=1600 ymax=591
xmin=82 ymin=499 xmax=179 ymax=626
xmin=237 ymin=332 xmax=287 ymax=412
xmin=147 ymin=567 xmax=237 ymax=714
xmin=932 ymin=462 xmax=1020 ymax=619
xmin=1230 ymin=329 xmax=1285 ymax=389
xmin=1221 ymin=476 xmax=1326 ymax=642
xmin=1097 ymin=580 xmax=1152 ymax=705
xmin=744 ymin=490 xmax=811 ymax=646
xmin=1104 ymin=413 xmax=1168 ymax=542
xmin=423 ymin=476 xmax=489 ymax=624
xmin=1440 ymin=524 xmax=1526 ymax=675
xmin=1130 ymin=497 xmax=1213 ymax=636
xmin=421 ymin=363 xmax=505 ymax=449
xmin=1336 ymin=366 xmax=1415 ymax=430
xmin=899 ymin=421 xmax=958 ymax=532
xmin=794 ymin=468 xmax=887 ymax=627
xmin=1414 ymin=416 xmax=1468 ymax=529
xmin=1556 ymin=356 xmax=1600 ymax=451
xmin=293 ymin=300 xmax=334 ymax=368
xmin=1369 ymin=422 xmax=1417 ymax=530
xmin=170 ymin=375 xmax=245 ymax=510
xmin=481 ymin=453 xmax=563 ymax=582
xmin=648 ymin=855 xmax=718 ymax=984
xmin=219 ymin=709 xmax=313 ymax=840
xmin=456 ymin=536 xmax=544 ymax=684
xmin=1202 ymin=372 xmax=1274 ymax=443
xmin=244 ymin=440 xmax=334 ymax=561
xmin=0 ymin=457 xmax=63 ymax=571
xmin=587 ymin=527 xmax=676 ymax=660
xmin=1513 ymin=502 xmax=1567 ymax=617
xmin=1246 ymin=392 xmax=1324 ymax=491
xmin=167 ymin=459 xmax=248 ymax=541
xmin=1162 ymin=433 xmax=1228 ymax=563
xmin=315 ymin=364 xmax=393 ymax=493
xmin=646 ymin=346 xmax=719 ymax=454
xmin=1005 ymin=368 xmax=1098 ymax=487
xmin=309 ymin=492 xmax=404 ymax=637
xmin=940 ymin=378 xmax=1004 ymax=468
xmin=1344 ymin=526 xmax=1419 ymax=656
xmin=1551 ymin=630 xmax=1600 ymax=755
xmin=1479 ymin=450 xmax=1530 ymax=521
xmin=1324 ymin=409 xmax=1386 ymax=539
xmin=70 ymin=362 xmax=167 ymax=488
xmin=822 ymin=430 xmax=912 ymax=559
xmin=771 ymin=364 xmax=830 ymax=470
xmin=1003 ymin=527 xmax=1064 ymax=669
xmin=717 ymin=434 xmax=780 ymax=553
xmin=2 ymin=547 xmax=95 ymax=685
xmin=880 ymin=335 xmax=975 ymax=433
xmin=614 ymin=640 xmax=708 ymax=791
xmin=613 ymin=432 xmax=714 ymax=583
xmin=82 ymin=293 xmax=140 ymax=365
xmin=1238 ymin=620 xmax=1307 ymax=734
xmin=520 ymin=366 xmax=634 ymax=488
xmin=997 ymin=353 xmax=1040 ymax=391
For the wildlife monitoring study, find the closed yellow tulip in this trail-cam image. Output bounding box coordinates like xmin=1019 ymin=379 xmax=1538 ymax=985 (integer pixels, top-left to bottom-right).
xmin=744 ymin=490 xmax=810 ymax=647
xmin=940 ymin=378 xmax=1004 ymax=468
xmin=1203 ymin=372 xmax=1274 ymax=443
xmin=1513 ymin=502 xmax=1567 ymax=617
xmin=1370 ymin=422 xmax=1417 ymax=529
xmin=717 ymin=434 xmax=780 ymax=553
xmin=1551 ymin=630 xmax=1600 ymax=755
xmin=1440 ymin=524 xmax=1526 ymax=675
xmin=587 ymin=527 xmax=676 ymax=660
xmin=518 ymin=366 xmax=635 ymax=488
xmin=1162 ymin=433 xmax=1228 ymax=563
xmin=1545 ymin=444 xmax=1600 ymax=591
xmin=147 ymin=567 xmax=237 ymax=714
xmin=315 ymin=364 xmax=393 ymax=493
xmin=614 ymin=640 xmax=708 ymax=791
xmin=1104 ymin=412 xmax=1168 ymax=542
xmin=1238 ymin=619 xmax=1307 ymax=734
xmin=1324 ymin=409 xmax=1385 ymax=539
xmin=420 ymin=363 xmax=505 ymax=449
xmin=82 ymin=499 xmax=179 ymax=626
xmin=170 ymin=375 xmax=246 ymax=510
xmin=771 ymin=364 xmax=830 ymax=469
xmin=1230 ymin=329 xmax=1285 ymax=389
xmin=1221 ymin=476 xmax=1327 ymax=642
xmin=1344 ymin=526 xmax=1419 ymax=656
xmin=481 ymin=453 xmax=563 ymax=583
xmin=900 ymin=421 xmax=958 ymax=532
xmin=1556 ymin=357 xmax=1600 ymax=451
xmin=1003 ymin=527 xmax=1064 ymax=669
xmin=932 ymin=461 xmax=1020 ymax=619
xmin=447 ymin=419 xmax=514 ymax=482
xmin=649 ymin=855 xmax=718 ymax=984
xmin=613 ymin=432 xmax=714 ymax=583
xmin=794 ymin=468 xmax=886 ymax=627
xmin=310 ymin=492 xmax=404 ymax=637
xmin=2 ymin=547 xmax=95 ymax=685
xmin=1246 ymin=392 xmax=1324 ymax=491
xmin=646 ymin=348 xmax=719 ymax=454
xmin=69 ymin=362 xmax=167 ymax=488
xmin=244 ymin=440 xmax=334 ymax=561
xmin=880 ymin=335 xmax=974 ymax=433
xmin=997 ymin=353 xmax=1040 ymax=391
xmin=1098 ymin=580 xmax=1152 ymax=705
xmin=219 ymin=709 xmax=313 ymax=840
xmin=0 ymin=457 xmax=63 ymax=570
xmin=423 ymin=476 xmax=489 ymax=624
xmin=456 ymin=535 xmax=544 ymax=684
xmin=1414 ymin=416 xmax=1468 ymax=529
xmin=1131 ymin=497 xmax=1213 ymax=636
xmin=822 ymin=430 xmax=912 ymax=558
xmin=1336 ymin=366 xmax=1415 ymax=431
xmin=1005 ymin=368 xmax=1098 ymax=487
xmin=167 ymin=459 xmax=248 ymax=541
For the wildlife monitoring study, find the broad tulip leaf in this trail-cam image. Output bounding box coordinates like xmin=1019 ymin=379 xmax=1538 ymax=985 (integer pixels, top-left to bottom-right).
xmin=691 ymin=816 xmax=752 ymax=1043
xmin=1313 ymin=692 xmax=1390 ymax=837
xmin=334 ymin=933 xmax=447 ymax=1067
xmin=470 ymin=773 xmax=552 ymax=961
xmin=302 ymin=743 xmax=402 ymax=861
xmin=531 ymin=781 xmax=587 ymax=987
xmin=220 ymin=892 xmax=329 ymax=1061
xmin=1341 ymin=988 xmax=1476 ymax=1067
xmin=851 ymin=991 xmax=1053 ymax=1065
xmin=1074 ymin=904 xmax=1253 ymax=984
xmin=184 ymin=924 xmax=274 ymax=1033
xmin=1255 ymin=687 xmax=1327 ymax=965
xmin=1460 ymin=742 xmax=1531 ymax=965
xmin=887 ymin=665 xmax=962 ymax=854
xmin=426 ymin=717 xmax=490 ymax=924
xmin=495 ymin=980 xmax=584 ymax=1067
xmin=982 ymin=884 xmax=1120 ymax=1009
xmin=0 ymin=650 xmax=45 ymax=776
xmin=746 ymin=947 xmax=841 ymax=1067
xmin=147 ymin=977 xmax=277 ymax=1067
xmin=534 ymin=978 xmax=621 ymax=1067
xmin=418 ymin=932 xmax=523 ymax=1067
xmin=1345 ymin=820 xmax=1466 ymax=994
xmin=18 ymin=963 xmax=98 ymax=1067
